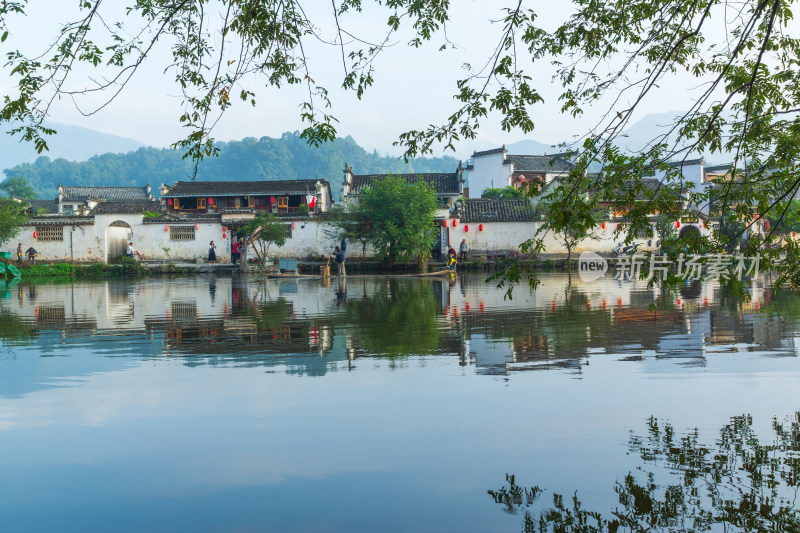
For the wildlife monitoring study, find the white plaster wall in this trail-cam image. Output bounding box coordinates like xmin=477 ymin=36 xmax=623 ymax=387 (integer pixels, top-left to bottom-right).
xmin=463 ymin=152 xmax=510 ymax=198
xmin=135 ymin=222 xmax=231 ymax=262
xmin=18 ymin=223 xmax=105 ymax=262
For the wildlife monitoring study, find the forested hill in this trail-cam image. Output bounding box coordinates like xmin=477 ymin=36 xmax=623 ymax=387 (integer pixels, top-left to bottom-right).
xmin=2 ymin=132 xmax=460 ymax=200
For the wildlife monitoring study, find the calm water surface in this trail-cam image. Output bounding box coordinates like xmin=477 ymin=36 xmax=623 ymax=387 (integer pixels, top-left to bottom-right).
xmin=0 ymin=273 xmax=798 ymax=532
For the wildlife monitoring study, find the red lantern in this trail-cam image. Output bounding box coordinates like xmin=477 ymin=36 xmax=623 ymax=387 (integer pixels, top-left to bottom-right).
xmin=291 ymin=222 xmax=296 ymax=230
xmin=33 ymin=230 xmax=37 ymax=239
xmin=479 ymin=224 xmax=484 ymax=232
xmin=601 ymin=221 xmax=606 ymax=230
xmin=270 ymin=196 xmax=276 ymax=204
xmin=793 ymin=232 xmax=797 ymax=238
xmin=208 ymin=197 xmax=214 ymax=205
xmin=167 ymin=198 xmax=173 ymax=206
xmin=464 ymin=225 xmax=469 ymax=232
xmin=675 ymin=220 xmax=681 ymax=229
xmin=164 ymin=225 xmax=169 ymax=232
xmin=195 ymin=223 xmax=199 ymax=230
xmin=452 ymin=220 xmax=458 ymax=227
xmin=442 ymin=219 xmax=447 ymax=227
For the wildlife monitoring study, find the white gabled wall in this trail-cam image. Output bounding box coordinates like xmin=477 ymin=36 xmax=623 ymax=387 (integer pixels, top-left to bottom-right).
xmin=463 ymin=152 xmax=510 ymax=198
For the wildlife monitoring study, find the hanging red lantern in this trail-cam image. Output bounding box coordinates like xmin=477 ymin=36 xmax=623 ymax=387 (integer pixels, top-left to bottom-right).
xmin=452 ymin=219 xmax=458 ymax=227
xmin=464 ymin=224 xmax=469 ymax=232
xmin=291 ymin=222 xmax=296 ymax=230
xmin=164 ymin=225 xmax=169 ymax=232
xmin=207 ymin=197 xmax=214 ymax=205
xmin=167 ymin=198 xmax=173 ymax=206
xmin=442 ymin=219 xmax=447 ymax=227
xmin=270 ymin=196 xmax=276 ymax=204
xmin=195 ymin=223 xmax=199 ymax=230
xmin=33 ymin=230 xmax=37 ymax=239
xmin=479 ymin=224 xmax=484 ymax=232
xmin=601 ymin=221 xmax=606 ymax=230
xmin=675 ymin=220 xmax=681 ymax=229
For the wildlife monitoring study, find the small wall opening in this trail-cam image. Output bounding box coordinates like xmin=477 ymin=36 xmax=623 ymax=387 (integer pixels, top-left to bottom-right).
xmin=105 ymin=221 xmax=133 ymax=262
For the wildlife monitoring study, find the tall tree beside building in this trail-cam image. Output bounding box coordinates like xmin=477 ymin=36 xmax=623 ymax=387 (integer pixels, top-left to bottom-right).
xmin=357 ymin=177 xmax=438 ymax=265
xmin=324 ymin=202 xmax=374 ymax=259
xmin=0 ymin=199 xmax=28 ymax=248
xmin=0 ymin=177 xmax=36 ymax=200
xmin=240 ymin=215 xmax=288 ymax=271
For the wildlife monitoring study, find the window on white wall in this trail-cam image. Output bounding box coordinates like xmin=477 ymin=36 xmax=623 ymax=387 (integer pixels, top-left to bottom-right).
xmin=170 ymin=226 xmax=196 ymax=241
xmin=36 ymin=226 xmax=64 ymax=242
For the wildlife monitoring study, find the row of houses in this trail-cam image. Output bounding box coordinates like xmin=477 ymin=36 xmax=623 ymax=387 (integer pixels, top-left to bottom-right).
xmin=16 ymin=147 xmax=725 ymax=263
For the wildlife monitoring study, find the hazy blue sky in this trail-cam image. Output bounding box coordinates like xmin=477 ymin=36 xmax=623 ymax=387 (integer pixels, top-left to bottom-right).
xmin=0 ymin=1 xmax=705 ymax=157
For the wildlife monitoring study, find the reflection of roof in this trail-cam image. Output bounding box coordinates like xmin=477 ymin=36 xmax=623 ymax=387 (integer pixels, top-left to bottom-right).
xmin=61 ymin=186 xmax=151 ymax=201
xmin=28 ymin=199 xmax=58 ymax=213
xmin=461 ymin=198 xmax=536 ymax=222
xmin=91 ymin=200 xmax=165 ymax=215
xmin=504 ymin=154 xmax=572 ymax=173
xmin=348 ymin=173 xmax=461 ymax=196
xmin=163 ymin=180 xmax=327 ymax=197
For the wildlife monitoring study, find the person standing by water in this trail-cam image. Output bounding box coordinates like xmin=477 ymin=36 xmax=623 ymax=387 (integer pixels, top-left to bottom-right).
xmin=231 ymin=239 xmax=240 ymax=265
xmin=126 ymin=242 xmax=135 ymax=258
xmin=331 ymin=246 xmax=346 ymax=278
xmin=208 ymin=241 xmax=217 ymax=263
xmin=16 ymin=243 xmax=22 ymax=262
xmin=459 ymin=239 xmax=468 ymax=262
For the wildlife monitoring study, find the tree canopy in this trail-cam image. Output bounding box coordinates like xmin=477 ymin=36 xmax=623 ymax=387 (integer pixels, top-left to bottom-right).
xmin=0 ymin=176 xmax=36 ymax=199
xmin=355 ymin=176 xmax=438 ymax=264
xmin=481 ymin=186 xmax=526 ymax=200
xmin=0 ymin=198 xmax=28 ymax=247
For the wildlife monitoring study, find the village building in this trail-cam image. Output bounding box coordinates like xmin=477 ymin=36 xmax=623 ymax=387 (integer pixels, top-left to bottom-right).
xmin=461 ymin=147 xmax=575 ymax=198
xmin=159 ymin=179 xmax=332 ymax=214
xmin=341 ymin=164 xmax=463 ymax=218
xmin=57 ymin=184 xmax=155 ymax=214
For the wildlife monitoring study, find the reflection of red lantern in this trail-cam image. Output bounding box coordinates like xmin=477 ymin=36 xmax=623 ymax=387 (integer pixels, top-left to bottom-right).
xmin=452 ymin=220 xmax=457 ymax=227
xmin=167 ymin=198 xmax=173 ymax=206
xmin=33 ymin=230 xmax=37 ymax=239
xmin=270 ymin=196 xmax=276 ymax=204
xmin=464 ymin=225 xmax=469 ymax=232
xmin=195 ymin=223 xmax=199 ymax=230
xmin=164 ymin=225 xmax=169 ymax=232
xmin=479 ymin=224 xmax=484 ymax=232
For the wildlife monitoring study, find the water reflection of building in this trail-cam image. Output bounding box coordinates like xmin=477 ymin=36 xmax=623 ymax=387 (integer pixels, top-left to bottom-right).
xmin=0 ymin=273 xmax=796 ymax=384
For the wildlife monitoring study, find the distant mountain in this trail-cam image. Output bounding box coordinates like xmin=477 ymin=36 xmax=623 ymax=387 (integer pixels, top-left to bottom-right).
xmin=0 ymin=122 xmax=146 ymax=169
xmin=618 ymin=111 xmax=733 ymax=164
xmin=3 ymin=132 xmax=460 ymax=200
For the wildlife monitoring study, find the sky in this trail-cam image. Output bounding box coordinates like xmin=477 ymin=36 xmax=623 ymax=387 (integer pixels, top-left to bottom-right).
xmin=0 ymin=1 xmax=709 ymax=159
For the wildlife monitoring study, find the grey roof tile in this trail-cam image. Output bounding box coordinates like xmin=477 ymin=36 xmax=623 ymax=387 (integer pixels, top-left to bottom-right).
xmin=348 ymin=173 xmax=461 ymax=196
xmin=461 ymin=198 xmax=536 ymax=223
xmin=91 ymin=200 xmax=165 ymax=215
xmin=61 ymin=186 xmax=151 ymax=201
xmin=504 ymin=154 xmax=572 ymax=173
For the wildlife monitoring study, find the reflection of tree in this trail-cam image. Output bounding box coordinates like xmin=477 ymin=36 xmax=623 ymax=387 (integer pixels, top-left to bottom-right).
xmin=345 ymin=280 xmax=440 ymax=356
xmin=490 ymin=413 xmax=800 ymax=532
xmin=0 ymin=307 xmax=32 ymax=342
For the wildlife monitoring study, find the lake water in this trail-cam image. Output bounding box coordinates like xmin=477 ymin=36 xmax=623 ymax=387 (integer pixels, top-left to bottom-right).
xmin=0 ymin=273 xmax=798 ymax=532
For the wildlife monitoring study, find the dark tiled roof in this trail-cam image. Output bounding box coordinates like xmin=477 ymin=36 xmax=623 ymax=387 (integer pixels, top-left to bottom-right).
xmin=91 ymin=200 xmax=165 ymax=215
xmin=704 ymin=163 xmax=736 ymax=174
xmin=349 ymin=173 xmax=461 ymax=196
xmin=472 ymin=147 xmax=506 ymax=157
xmin=461 ymin=199 xmax=536 ymax=223
xmin=24 ymin=216 xmax=95 ymax=226
xmin=142 ymin=213 xmax=222 ymax=223
xmin=28 ymin=199 xmax=58 ymax=213
xmin=504 ymin=154 xmax=572 ymax=173
xmin=61 ymin=186 xmax=151 ymax=201
xmin=163 ymin=179 xmax=327 ymax=197
xmin=592 ymin=178 xmax=679 ymax=202
xmin=667 ymin=158 xmax=704 ymax=166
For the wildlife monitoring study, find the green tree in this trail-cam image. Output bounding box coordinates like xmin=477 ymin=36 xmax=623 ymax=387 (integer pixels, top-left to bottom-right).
xmin=240 ymin=215 xmax=288 ymax=271
xmin=357 ymin=176 xmax=438 ymax=265
xmin=481 ymin=186 xmax=526 ymax=199
xmin=325 ymin=202 xmax=374 ymax=259
xmin=0 ymin=176 xmax=36 ymax=200
xmin=0 ymin=198 xmax=29 ymax=248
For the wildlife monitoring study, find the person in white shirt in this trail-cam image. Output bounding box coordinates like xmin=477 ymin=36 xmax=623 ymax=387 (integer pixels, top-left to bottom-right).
xmin=126 ymin=242 xmax=135 ymax=257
